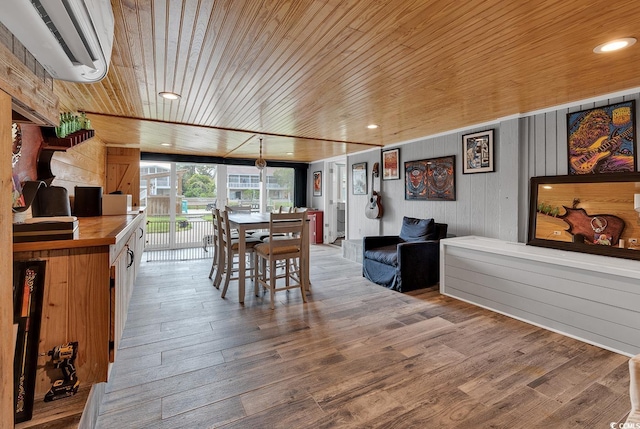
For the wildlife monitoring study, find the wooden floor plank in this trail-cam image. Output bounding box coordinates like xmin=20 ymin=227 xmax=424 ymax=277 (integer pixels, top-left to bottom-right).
xmin=85 ymin=244 xmax=631 ymax=428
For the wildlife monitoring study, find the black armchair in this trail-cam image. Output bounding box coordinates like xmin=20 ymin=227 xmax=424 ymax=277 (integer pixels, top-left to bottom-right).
xmin=362 ymin=217 xmax=448 ymax=292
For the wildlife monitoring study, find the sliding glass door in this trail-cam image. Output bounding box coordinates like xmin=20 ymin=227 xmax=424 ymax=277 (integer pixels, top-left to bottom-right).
xmin=141 ymin=160 xmax=295 ymax=260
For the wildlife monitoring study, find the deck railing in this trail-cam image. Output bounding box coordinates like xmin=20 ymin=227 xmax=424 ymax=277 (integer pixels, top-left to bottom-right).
xmin=145 ymin=217 xmax=214 ymax=261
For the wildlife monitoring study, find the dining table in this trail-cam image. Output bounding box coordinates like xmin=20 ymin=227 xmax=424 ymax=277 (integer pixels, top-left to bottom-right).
xmin=226 ymin=212 xmax=311 ymax=304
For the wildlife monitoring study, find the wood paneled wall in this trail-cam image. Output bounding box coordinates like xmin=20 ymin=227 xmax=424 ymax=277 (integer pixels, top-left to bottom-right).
xmin=106 ymin=148 xmax=140 ymax=208
xmin=0 ymin=23 xmax=57 ymax=125
xmin=50 ymin=137 xmax=107 ymax=196
xmin=0 ymin=22 xmax=50 ymax=85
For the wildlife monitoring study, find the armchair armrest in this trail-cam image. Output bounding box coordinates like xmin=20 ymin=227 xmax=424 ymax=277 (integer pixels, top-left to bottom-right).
xmin=363 ymin=235 xmax=403 ymax=251
xmin=397 ymin=240 xmax=441 ymax=289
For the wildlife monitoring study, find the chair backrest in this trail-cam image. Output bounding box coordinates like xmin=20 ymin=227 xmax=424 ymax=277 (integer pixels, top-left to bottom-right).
xmin=218 ymin=209 xmax=234 ymax=250
xmin=267 ymin=211 xmax=307 ymax=255
xmin=211 ymin=208 xmax=220 ymax=248
xmin=278 ymin=206 xmax=292 ymax=213
xmin=225 ymin=205 xmax=252 ymax=213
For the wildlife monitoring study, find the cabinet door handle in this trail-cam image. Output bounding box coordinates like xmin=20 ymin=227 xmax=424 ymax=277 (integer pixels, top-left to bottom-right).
xmin=126 ymin=245 xmax=134 ymax=268
xmin=139 ymin=227 xmax=144 ymax=239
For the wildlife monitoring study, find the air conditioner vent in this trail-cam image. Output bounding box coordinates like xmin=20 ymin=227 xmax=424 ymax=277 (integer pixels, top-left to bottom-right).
xmin=31 ymin=0 xmax=86 ymax=65
xmin=0 ymin=0 xmax=113 ymax=82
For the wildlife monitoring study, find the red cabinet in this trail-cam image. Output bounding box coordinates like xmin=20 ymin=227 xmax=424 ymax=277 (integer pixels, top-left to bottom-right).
xmin=307 ymin=210 xmax=323 ymax=244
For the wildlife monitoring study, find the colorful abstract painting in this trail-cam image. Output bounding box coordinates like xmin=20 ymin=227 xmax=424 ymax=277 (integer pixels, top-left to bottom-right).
xmin=567 ymin=100 xmax=636 ymax=175
xmin=405 ymin=155 xmax=456 ymax=201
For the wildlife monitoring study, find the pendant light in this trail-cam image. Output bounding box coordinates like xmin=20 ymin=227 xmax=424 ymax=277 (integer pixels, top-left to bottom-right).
xmin=255 ymin=137 xmax=267 ymax=181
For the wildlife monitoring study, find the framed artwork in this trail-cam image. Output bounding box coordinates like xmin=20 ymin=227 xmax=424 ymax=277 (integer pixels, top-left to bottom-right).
xmin=567 ymin=100 xmax=636 ymax=175
xmin=352 ymin=162 xmax=367 ymax=195
xmin=462 ymin=129 xmax=494 ymax=174
xmin=313 ymin=171 xmax=322 ymax=196
xmin=382 ymin=148 xmax=400 ymax=180
xmin=13 ymin=260 xmax=46 ymax=424
xmin=405 ymin=155 xmax=456 ymax=201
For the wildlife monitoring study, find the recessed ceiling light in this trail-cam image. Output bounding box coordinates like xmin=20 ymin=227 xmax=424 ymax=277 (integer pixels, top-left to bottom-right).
xmin=367 ymin=124 xmax=379 ymax=129
xmin=159 ymin=91 xmax=181 ymax=100
xmin=593 ymin=38 xmax=637 ymax=54
xmin=286 ymin=152 xmax=293 ymax=155
xmin=542 ymin=185 xmax=553 ymax=189
xmin=161 ymin=143 xmax=171 ymax=146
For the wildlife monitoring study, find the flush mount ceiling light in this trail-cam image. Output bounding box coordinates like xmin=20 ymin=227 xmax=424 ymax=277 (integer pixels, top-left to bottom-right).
xmin=159 ymin=91 xmax=181 ymax=100
xmin=367 ymin=124 xmax=379 ymax=129
xmin=593 ymin=37 xmax=637 ymax=54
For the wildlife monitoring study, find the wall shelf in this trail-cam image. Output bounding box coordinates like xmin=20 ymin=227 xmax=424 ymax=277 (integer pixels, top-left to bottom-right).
xmin=41 ymin=128 xmax=95 ymax=151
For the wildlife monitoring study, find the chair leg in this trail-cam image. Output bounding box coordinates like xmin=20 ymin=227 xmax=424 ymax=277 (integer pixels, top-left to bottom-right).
xmin=269 ymin=259 xmax=276 ymax=309
xmin=208 ymin=239 xmax=218 ymax=280
xmin=298 ymin=256 xmax=307 ymax=303
xmin=254 ymin=259 xmax=259 ymax=296
xmin=208 ymin=261 xmax=215 ymax=280
xmin=254 ymin=254 xmax=261 ymax=296
xmin=285 ymin=259 xmax=290 ymax=287
xmin=213 ymin=244 xmax=223 ymax=289
xmin=221 ymin=249 xmax=233 ymax=298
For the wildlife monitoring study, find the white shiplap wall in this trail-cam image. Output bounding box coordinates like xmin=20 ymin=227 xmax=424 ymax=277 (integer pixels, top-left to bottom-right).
xmin=517 ymin=92 xmax=640 ymax=241
xmin=347 ymin=119 xmax=520 ymax=241
xmin=346 ymin=91 xmax=640 ymax=243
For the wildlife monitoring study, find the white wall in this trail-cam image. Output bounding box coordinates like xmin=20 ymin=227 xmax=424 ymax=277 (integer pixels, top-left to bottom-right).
xmin=344 ymin=91 xmax=640 ymax=243
xmin=307 ymin=161 xmax=325 ymax=211
xmin=346 ymin=120 xmax=520 ymax=241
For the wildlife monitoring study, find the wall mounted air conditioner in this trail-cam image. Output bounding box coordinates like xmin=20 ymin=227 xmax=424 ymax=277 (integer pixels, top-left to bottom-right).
xmin=0 ymin=0 xmax=114 ymax=83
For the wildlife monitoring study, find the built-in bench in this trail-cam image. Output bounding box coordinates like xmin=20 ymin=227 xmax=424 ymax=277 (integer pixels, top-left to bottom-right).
xmin=342 ymin=239 xmax=362 ymax=263
xmin=440 ymin=235 xmax=640 ymax=356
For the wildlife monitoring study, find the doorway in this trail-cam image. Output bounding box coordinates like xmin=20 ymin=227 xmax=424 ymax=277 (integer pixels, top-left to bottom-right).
xmin=326 ymin=160 xmax=346 ymax=245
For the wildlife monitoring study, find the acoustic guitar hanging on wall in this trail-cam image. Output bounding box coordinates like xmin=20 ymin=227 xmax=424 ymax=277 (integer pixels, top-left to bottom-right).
xmin=365 ymin=162 xmax=383 ymax=219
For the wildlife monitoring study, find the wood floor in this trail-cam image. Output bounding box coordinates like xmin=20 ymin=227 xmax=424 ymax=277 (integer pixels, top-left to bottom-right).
xmin=92 ymin=244 xmax=631 ymax=428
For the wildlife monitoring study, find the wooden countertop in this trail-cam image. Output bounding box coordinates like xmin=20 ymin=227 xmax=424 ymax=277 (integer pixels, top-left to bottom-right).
xmin=13 ymin=211 xmax=145 ymax=252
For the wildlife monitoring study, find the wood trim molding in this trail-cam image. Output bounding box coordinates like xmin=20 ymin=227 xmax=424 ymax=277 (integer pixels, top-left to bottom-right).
xmin=0 ymin=42 xmax=58 ymax=126
xmin=1 ymin=90 xmax=14 ymax=428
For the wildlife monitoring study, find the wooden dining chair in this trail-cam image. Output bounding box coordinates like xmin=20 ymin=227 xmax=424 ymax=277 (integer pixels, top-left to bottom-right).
xmin=253 ymin=211 xmax=307 ymax=309
xmin=224 ymin=204 xmax=256 ymax=237
xmin=225 ymin=205 xmax=252 ymax=213
xmin=219 ymin=209 xmax=261 ymax=299
xmin=208 ymin=208 xmax=221 ymax=283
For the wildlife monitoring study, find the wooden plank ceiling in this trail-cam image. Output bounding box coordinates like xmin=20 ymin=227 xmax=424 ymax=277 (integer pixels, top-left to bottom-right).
xmin=53 ymin=0 xmax=640 ymax=163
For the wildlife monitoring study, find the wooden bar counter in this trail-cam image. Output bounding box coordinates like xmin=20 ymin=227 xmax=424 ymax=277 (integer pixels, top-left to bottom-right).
xmin=13 ymin=211 xmax=146 ymax=399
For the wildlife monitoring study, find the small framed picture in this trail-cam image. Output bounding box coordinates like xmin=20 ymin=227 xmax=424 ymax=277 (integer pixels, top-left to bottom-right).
xmin=352 ymin=162 xmax=367 ymax=195
xmin=462 ymin=129 xmax=494 ymax=174
xmin=382 ymin=148 xmax=400 ymax=180
xmin=313 ymin=171 xmax=322 ymax=196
